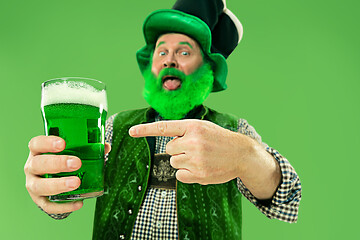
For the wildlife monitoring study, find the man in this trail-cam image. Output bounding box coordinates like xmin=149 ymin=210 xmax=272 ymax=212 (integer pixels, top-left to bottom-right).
xmin=24 ymin=0 xmax=301 ymax=239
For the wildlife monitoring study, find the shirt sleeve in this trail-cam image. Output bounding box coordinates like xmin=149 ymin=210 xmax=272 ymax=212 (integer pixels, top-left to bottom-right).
xmin=43 ymin=114 xmax=117 ymax=220
xmin=38 ymin=205 xmax=72 ymax=220
xmin=236 ymin=119 xmax=302 ymax=223
xmin=104 ymin=114 xmax=116 ymax=162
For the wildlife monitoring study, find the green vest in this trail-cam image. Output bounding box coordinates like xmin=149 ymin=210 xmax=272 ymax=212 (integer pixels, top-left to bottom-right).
xmin=93 ymin=106 xmax=242 ymax=240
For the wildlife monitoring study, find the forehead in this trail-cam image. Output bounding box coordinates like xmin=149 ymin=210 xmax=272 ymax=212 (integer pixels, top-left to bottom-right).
xmin=155 ymin=33 xmax=200 ymax=49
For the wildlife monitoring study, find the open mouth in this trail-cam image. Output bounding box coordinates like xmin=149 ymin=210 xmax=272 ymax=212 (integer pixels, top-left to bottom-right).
xmin=162 ymin=75 xmax=182 ymax=91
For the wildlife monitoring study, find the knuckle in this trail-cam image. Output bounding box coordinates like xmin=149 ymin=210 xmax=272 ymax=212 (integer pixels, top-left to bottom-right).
xmin=187 ymin=121 xmax=198 ymax=131
xmin=28 ymin=137 xmax=36 ymax=150
xmin=30 ymin=156 xmax=47 ymax=174
xmin=62 ymin=178 xmax=69 ymax=190
xmin=157 ymin=122 xmax=167 ymax=135
xmin=57 ymin=155 xmax=68 ymax=169
xmin=26 ymin=180 xmax=36 ymax=192
xmin=188 ymin=139 xmax=206 ymax=152
xmin=165 ymin=142 xmax=173 ymax=154
xmin=25 ymin=181 xmax=31 ymax=191
xmin=165 ymin=145 xmax=170 ymax=154
xmin=175 ymin=170 xmax=184 ymax=182
xmin=169 ymin=156 xmax=177 ymax=168
xmin=29 ymin=136 xmax=43 ymax=151
xmin=169 ymin=156 xmax=174 ymax=166
xmin=27 ymin=157 xmax=36 ymax=173
xmin=188 ymin=137 xmax=200 ymax=146
xmin=50 ymin=155 xmax=69 ymax=172
xmin=24 ymin=161 xmax=30 ymax=174
xmin=191 ymin=123 xmax=205 ymax=135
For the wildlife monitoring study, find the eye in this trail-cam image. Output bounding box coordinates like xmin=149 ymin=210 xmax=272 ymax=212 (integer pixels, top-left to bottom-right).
xmin=181 ymin=51 xmax=189 ymax=56
xmin=159 ymin=51 xmax=166 ymax=56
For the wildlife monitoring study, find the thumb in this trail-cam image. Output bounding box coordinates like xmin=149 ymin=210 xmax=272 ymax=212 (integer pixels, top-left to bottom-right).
xmin=105 ymin=142 xmax=111 ymax=155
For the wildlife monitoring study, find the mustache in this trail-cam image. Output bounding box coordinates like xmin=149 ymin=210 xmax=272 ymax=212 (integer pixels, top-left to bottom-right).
xmin=157 ymin=68 xmax=186 ymax=81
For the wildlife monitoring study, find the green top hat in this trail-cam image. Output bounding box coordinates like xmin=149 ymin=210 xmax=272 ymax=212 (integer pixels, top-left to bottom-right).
xmin=136 ymin=0 xmax=243 ymax=92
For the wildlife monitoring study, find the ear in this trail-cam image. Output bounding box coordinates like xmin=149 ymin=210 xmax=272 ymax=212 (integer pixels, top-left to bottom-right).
xmin=136 ymin=44 xmax=155 ymax=75
xmin=201 ymin=50 xmax=214 ymax=73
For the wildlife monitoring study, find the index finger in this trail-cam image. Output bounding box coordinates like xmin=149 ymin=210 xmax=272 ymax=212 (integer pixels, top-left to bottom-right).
xmin=129 ymin=120 xmax=187 ymax=138
xmin=28 ymin=136 xmax=65 ymax=156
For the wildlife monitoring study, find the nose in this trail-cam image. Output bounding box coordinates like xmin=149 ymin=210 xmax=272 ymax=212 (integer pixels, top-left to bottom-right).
xmin=163 ymin=54 xmax=178 ymax=68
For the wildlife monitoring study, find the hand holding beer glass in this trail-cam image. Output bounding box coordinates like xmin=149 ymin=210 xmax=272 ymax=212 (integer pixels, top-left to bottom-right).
xmin=25 ymin=77 xmax=110 ymax=214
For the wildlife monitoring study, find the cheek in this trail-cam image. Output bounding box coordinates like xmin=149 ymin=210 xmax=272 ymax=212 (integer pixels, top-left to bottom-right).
xmin=183 ymin=59 xmax=203 ymax=75
xmin=151 ymin=62 xmax=160 ymax=76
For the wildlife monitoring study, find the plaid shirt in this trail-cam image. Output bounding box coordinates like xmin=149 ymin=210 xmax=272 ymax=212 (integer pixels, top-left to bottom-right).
xmin=105 ymin=113 xmax=302 ymax=239
xmin=46 ymin=112 xmax=302 ymax=239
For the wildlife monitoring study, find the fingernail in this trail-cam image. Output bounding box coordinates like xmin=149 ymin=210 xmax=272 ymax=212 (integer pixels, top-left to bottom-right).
xmin=67 ymin=158 xmax=78 ymax=170
xmin=129 ymin=126 xmax=137 ymax=136
xmin=53 ymin=139 xmax=63 ymax=150
xmin=66 ymin=179 xmax=77 ymax=188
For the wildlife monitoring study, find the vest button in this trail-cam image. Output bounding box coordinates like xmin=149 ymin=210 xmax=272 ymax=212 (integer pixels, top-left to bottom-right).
xmin=138 ymin=185 xmax=142 ymax=191
xmin=128 ymin=209 xmax=133 ymax=215
xmin=146 ymin=164 xmax=149 ymax=169
xmin=156 ymin=221 xmax=162 ymax=228
xmin=119 ymin=234 xmax=125 ymax=239
xmin=161 ymin=191 xmax=167 ymax=198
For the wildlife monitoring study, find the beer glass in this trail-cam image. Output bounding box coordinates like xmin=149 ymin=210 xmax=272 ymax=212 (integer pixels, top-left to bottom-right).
xmin=41 ymin=77 xmax=107 ymax=202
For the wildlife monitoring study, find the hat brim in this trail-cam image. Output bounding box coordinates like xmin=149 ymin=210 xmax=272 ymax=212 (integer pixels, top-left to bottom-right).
xmin=136 ymin=9 xmax=228 ymax=92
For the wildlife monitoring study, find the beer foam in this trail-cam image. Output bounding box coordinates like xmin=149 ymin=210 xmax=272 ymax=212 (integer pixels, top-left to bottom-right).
xmin=41 ymin=81 xmax=108 ymax=111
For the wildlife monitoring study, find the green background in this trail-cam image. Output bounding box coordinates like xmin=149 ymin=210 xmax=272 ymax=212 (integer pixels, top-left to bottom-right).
xmin=1 ymin=0 xmax=359 ymax=239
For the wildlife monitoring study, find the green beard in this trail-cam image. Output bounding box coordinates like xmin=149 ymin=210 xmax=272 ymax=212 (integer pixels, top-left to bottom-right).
xmin=143 ymin=63 xmax=214 ymax=120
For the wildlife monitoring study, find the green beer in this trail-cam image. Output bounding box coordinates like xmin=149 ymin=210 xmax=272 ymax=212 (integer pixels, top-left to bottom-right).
xmin=41 ymin=78 xmax=107 ymax=202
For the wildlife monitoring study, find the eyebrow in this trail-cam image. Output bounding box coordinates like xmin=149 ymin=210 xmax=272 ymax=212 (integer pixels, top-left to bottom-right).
xmin=179 ymin=41 xmax=193 ymax=49
xmin=155 ymin=41 xmax=194 ymax=49
xmin=156 ymin=41 xmax=165 ymax=48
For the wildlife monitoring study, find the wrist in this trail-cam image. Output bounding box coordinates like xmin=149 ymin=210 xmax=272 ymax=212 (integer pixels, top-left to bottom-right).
xmin=233 ymin=133 xmax=257 ymax=178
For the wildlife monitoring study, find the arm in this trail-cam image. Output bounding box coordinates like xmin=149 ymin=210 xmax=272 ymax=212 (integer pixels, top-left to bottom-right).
xmin=230 ymin=120 xmax=282 ymax=200
xmin=129 ymin=119 xmax=301 ymax=223
xmin=236 ymin=119 xmax=301 ymax=223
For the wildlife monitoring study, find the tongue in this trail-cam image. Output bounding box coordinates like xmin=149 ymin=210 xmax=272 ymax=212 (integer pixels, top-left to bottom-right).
xmin=163 ymin=79 xmax=181 ymax=90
